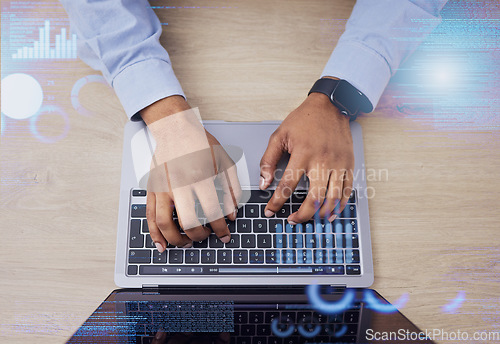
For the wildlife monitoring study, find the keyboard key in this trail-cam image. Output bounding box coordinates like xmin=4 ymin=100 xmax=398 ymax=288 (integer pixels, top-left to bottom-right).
xmin=289 ymin=234 xmax=303 ymax=248
xmin=314 ymin=249 xmax=326 ymax=264
xmin=265 ymin=311 xmax=279 ymax=323
xmin=245 ymin=204 xmax=260 ymax=218
xmin=217 ymin=250 xmax=232 ymax=264
xmin=283 ymin=250 xmax=296 ymax=264
xmin=193 ymin=239 xmax=208 ymax=248
xmin=227 ymin=221 xmax=236 ymax=233
xmin=336 ymin=234 xmax=359 ymax=248
xmin=247 ymin=190 xmax=273 ymax=203
xmin=269 ymin=219 xmax=284 ymax=233
xmin=291 ymin=190 xmax=307 ymax=203
xmin=330 ymin=249 xmax=344 ymax=264
xmin=153 ymin=250 xmax=166 ymax=263
xmin=237 ymin=206 xmax=244 ymax=218
xmin=345 ymin=311 xmax=360 ymax=323
xmin=346 ymin=265 xmax=361 ymax=275
xmin=298 ymin=249 xmax=312 ymax=264
xmin=240 ymin=324 xmax=255 ymax=336
xmin=341 ymin=205 xmax=357 ymax=218
xmin=285 ymin=223 xmax=295 ymax=233
xmin=249 ymin=312 xmax=264 ymax=323
xmin=265 ymin=250 xmax=280 ymax=264
xmin=168 ymin=249 xmax=183 ymax=263
xmin=225 ymin=234 xmax=240 ymax=248
xmin=142 ymin=219 xmax=149 ymax=233
xmin=345 ymin=249 xmax=360 ymax=264
xmin=305 ymin=234 xmax=317 ymax=248
xmin=237 ymin=219 xmax=251 ymax=233
xmin=273 ymin=234 xmax=287 ymax=248
xmin=209 ymin=235 xmax=224 ymax=248
xmin=233 ymin=250 xmax=248 ymax=264
xmin=132 ymin=189 xmax=147 ymax=197
xmin=257 ymin=234 xmax=272 ymax=248
xmin=256 ymin=324 xmax=271 ymax=336
xmin=326 ymin=265 xmax=345 ymax=275
xmin=281 ymin=312 xmax=296 ymax=323
xmin=253 ymin=219 xmax=267 ymax=233
xmin=131 ymin=204 xmax=146 ymax=218
xmin=305 ymin=221 xmax=314 ymax=233
xmin=249 ymin=250 xmax=264 ymax=263
xmin=320 ymin=234 xmax=334 ymax=248
xmin=185 ymin=249 xmax=200 ymax=264
xmin=129 ymin=250 xmax=151 ymax=264
xmin=127 ymin=265 xmax=138 ymax=275
xmin=201 ymin=249 xmax=216 ymax=263
xmin=276 ymin=204 xmax=291 ymax=218
xmin=235 ymin=312 xmax=248 ymax=324
xmin=291 ymin=204 xmax=300 ymax=213
xmin=129 ymin=219 xmax=144 ymax=248
xmin=145 ymin=234 xmax=155 ymax=248
xmin=241 ymin=234 xmax=256 ymax=248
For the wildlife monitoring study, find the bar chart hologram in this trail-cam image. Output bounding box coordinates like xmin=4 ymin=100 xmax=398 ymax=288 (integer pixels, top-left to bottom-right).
xmin=11 ymin=20 xmax=77 ymax=60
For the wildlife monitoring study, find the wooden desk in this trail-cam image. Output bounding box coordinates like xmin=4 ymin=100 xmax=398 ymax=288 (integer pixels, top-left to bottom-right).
xmin=1 ymin=0 xmax=498 ymax=343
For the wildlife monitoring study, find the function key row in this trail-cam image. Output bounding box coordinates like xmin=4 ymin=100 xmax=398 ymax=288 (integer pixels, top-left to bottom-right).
xmin=128 ymin=248 xmax=360 ymax=265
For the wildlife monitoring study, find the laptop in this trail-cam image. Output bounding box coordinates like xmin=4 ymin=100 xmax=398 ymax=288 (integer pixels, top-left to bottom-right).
xmin=115 ymin=118 xmax=373 ymax=288
xmin=67 ymin=118 xmax=435 ymax=343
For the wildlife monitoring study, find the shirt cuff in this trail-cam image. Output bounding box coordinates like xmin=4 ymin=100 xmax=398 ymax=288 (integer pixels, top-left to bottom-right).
xmin=321 ymin=40 xmax=392 ymax=112
xmin=112 ymin=59 xmax=185 ymax=121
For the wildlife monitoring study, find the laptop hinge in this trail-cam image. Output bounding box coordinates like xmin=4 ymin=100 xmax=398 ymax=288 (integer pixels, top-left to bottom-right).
xmin=142 ymin=285 xmax=309 ymax=294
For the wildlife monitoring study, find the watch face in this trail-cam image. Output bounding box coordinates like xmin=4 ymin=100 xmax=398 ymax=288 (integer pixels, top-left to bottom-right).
xmin=331 ymin=80 xmax=361 ymax=115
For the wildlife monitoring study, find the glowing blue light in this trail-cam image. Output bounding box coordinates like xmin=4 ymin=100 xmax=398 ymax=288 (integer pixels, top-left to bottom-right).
xmin=306 ymin=284 xmax=356 ymax=314
xmin=334 ymin=324 xmax=348 ymax=338
xmin=29 ymin=105 xmax=70 ymax=143
xmin=270 ymin=319 xmax=295 ymax=338
xmin=364 ymin=290 xmax=409 ymax=313
xmin=1 ymin=73 xmax=43 ymax=120
xmin=71 ymin=75 xmax=107 ymax=116
xmin=442 ymin=291 xmax=466 ymax=314
xmin=297 ymin=323 xmax=322 ymax=338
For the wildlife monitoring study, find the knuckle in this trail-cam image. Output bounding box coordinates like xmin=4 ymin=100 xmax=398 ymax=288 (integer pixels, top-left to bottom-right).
xmin=185 ymin=228 xmax=208 ymax=242
xmin=155 ymin=215 xmax=171 ymax=229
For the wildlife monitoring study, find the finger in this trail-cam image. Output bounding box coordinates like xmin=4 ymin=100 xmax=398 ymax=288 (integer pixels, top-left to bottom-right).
xmin=155 ymin=192 xmax=192 ymax=247
xmin=259 ymin=130 xmax=285 ymax=190
xmin=264 ymin=156 xmax=305 ymax=217
xmin=318 ymin=169 xmax=343 ymax=222
xmin=172 ymin=187 xmax=211 ymax=242
xmin=146 ymin=191 xmax=167 ymax=253
xmin=288 ymin=169 xmax=329 ymax=224
xmin=216 ymin=153 xmax=241 ymax=221
xmin=337 ymin=169 xmax=353 ymax=219
xmin=194 ymin=180 xmax=231 ymax=243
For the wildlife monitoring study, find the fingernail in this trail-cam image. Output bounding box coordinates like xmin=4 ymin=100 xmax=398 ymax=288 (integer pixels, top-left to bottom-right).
xmin=328 ymin=214 xmax=336 ymax=222
xmin=155 ymin=242 xmax=164 ymax=252
xmin=232 ymin=209 xmax=237 ymax=218
xmin=220 ymin=235 xmax=230 ymax=244
xmin=264 ymin=210 xmax=275 ymax=217
xmin=259 ymin=176 xmax=266 ymax=190
xmin=183 ymin=243 xmax=192 ymax=248
xmin=288 ymin=220 xmax=297 ymax=226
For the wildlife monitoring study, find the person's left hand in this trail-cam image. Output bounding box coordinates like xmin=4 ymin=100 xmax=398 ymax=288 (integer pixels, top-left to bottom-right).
xmin=259 ymin=90 xmax=354 ymax=224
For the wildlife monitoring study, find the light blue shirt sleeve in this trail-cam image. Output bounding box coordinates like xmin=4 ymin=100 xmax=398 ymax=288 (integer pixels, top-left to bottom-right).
xmin=60 ymin=0 xmax=184 ymax=121
xmin=322 ymin=0 xmax=448 ymax=111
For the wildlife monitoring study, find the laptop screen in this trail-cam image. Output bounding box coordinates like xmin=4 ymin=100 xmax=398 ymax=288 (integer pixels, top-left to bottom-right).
xmin=67 ymin=288 xmax=434 ymax=343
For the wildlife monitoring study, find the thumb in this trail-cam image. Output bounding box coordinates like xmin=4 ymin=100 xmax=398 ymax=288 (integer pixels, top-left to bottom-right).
xmin=259 ymin=131 xmax=285 ymax=190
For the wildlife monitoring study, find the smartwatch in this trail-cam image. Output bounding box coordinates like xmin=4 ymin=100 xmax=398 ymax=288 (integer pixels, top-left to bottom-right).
xmin=308 ymin=78 xmax=373 ymax=121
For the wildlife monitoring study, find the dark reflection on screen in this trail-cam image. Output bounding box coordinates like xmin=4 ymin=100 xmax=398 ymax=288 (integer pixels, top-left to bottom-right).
xmin=67 ymin=289 xmax=435 ymax=344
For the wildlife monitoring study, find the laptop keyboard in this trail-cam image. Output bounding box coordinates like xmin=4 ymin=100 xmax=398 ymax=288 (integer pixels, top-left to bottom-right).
xmin=127 ymin=300 xmax=361 ymax=343
xmin=127 ymin=189 xmax=361 ymax=276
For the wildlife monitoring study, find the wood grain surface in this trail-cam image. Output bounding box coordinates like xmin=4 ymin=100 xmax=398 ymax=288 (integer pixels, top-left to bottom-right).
xmin=1 ymin=0 xmax=498 ymax=343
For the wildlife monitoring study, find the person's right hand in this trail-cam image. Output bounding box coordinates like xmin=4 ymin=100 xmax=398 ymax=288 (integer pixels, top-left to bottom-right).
xmin=141 ymin=96 xmax=241 ymax=252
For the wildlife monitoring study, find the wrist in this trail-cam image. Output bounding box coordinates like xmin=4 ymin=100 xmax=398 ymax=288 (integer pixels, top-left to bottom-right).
xmin=140 ymin=95 xmax=190 ymax=126
xmin=306 ymin=92 xmax=350 ymax=126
